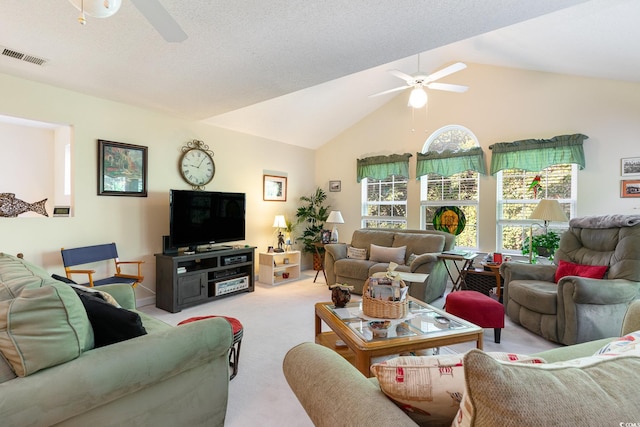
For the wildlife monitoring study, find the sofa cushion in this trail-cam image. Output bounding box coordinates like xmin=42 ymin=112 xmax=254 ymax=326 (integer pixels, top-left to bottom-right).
xmin=554 ymin=259 xmax=608 ymax=283
xmin=334 ymin=258 xmax=376 ymax=279
xmin=0 ymin=283 xmax=93 ymax=376
xmin=507 ymin=280 xmax=558 ymax=315
xmin=370 ymin=244 xmax=406 ymax=265
xmin=371 ymin=352 xmax=545 ymax=426
xmin=351 ymin=229 xmax=395 ymax=250
xmin=0 ymin=253 xmax=59 ymax=301
xmin=392 ymin=233 xmax=446 ymax=264
xmin=347 ymin=246 xmax=367 ymax=260
xmin=452 ymin=349 xmax=640 ymax=427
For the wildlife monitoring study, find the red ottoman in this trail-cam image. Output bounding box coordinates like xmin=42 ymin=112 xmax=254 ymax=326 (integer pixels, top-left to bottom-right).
xmin=445 ymin=291 xmax=504 ymax=343
xmin=178 ymin=315 xmax=244 ymax=379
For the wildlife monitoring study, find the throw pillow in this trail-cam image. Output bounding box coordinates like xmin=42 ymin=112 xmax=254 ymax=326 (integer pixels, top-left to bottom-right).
xmin=594 ymin=330 xmax=640 ymax=356
xmin=554 ymin=259 xmax=608 ymax=283
xmin=369 ymin=244 xmax=406 ymax=265
xmin=406 ymin=253 xmax=418 ymax=265
xmin=0 ymin=283 xmax=93 ymax=376
xmin=452 ymin=350 xmax=640 ymax=427
xmin=51 ymin=274 xmax=121 ymax=307
xmin=71 ymin=287 xmax=147 ymax=348
xmin=371 ymin=352 xmax=546 ymax=426
xmin=346 ymin=246 xmax=367 ymax=260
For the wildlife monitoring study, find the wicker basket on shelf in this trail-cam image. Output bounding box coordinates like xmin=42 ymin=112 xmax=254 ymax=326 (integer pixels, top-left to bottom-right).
xmin=362 ymin=278 xmax=408 ymax=319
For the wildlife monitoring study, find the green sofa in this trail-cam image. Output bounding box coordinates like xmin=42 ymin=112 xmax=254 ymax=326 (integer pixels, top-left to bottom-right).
xmin=324 ymin=229 xmax=455 ymax=303
xmin=0 ymin=253 xmax=232 ymax=427
xmin=283 ymin=300 xmax=640 ymax=426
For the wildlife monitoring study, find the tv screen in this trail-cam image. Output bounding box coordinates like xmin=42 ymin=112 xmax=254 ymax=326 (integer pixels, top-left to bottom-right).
xmin=169 ymin=190 xmax=246 ymax=248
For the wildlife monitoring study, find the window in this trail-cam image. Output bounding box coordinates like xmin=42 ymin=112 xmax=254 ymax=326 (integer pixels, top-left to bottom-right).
xmin=361 ymin=176 xmax=407 ymax=229
xmin=497 ymin=164 xmax=577 ymax=253
xmin=420 ymin=125 xmax=480 ymax=248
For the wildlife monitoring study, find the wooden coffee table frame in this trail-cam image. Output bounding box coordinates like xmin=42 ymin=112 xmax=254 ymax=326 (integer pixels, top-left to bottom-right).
xmin=315 ymin=298 xmax=483 ymax=377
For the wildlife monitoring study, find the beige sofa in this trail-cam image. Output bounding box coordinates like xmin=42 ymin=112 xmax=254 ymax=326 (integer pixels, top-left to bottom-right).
xmin=283 ymin=300 xmax=640 ymax=427
xmin=325 ymin=229 xmax=454 ymax=303
xmin=0 ymin=253 xmax=232 ymax=427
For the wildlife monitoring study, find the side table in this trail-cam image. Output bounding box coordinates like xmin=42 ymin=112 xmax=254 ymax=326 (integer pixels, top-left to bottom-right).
xmin=464 ymin=262 xmax=503 ymax=302
xmin=437 ymin=251 xmax=479 ymax=293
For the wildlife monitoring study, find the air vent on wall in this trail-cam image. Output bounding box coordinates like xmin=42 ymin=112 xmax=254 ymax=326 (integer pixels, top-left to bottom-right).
xmin=1 ymin=46 xmax=48 ymax=66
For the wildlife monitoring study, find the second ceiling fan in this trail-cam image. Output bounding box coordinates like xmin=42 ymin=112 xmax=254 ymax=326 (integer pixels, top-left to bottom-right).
xmin=370 ymin=62 xmax=469 ymax=108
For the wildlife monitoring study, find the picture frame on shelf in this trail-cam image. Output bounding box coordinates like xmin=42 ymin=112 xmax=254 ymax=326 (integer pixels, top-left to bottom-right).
xmin=321 ymin=229 xmax=331 ymax=244
xmin=329 ymin=180 xmax=341 ymax=192
xmin=98 ymin=139 xmax=148 ymax=197
xmin=263 ymin=175 xmax=287 ymax=201
xmin=621 ymin=179 xmax=640 ymax=198
xmin=621 ymin=157 xmax=640 ymax=176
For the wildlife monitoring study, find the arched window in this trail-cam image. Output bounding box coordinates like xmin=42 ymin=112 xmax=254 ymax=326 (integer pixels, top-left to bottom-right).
xmin=420 ymin=125 xmax=480 ymax=248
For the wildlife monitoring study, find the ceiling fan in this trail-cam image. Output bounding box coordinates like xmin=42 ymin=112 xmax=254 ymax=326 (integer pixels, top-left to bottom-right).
xmin=68 ymin=0 xmax=188 ymax=43
xmin=370 ymin=62 xmax=468 ymax=108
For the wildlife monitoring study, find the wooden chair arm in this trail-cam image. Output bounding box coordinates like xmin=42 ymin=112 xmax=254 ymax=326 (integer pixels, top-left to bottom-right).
xmin=65 ymin=269 xmax=96 ymax=287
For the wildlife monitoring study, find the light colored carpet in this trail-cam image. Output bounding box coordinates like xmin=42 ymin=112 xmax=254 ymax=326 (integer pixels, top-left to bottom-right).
xmin=138 ymin=270 xmax=561 ymax=426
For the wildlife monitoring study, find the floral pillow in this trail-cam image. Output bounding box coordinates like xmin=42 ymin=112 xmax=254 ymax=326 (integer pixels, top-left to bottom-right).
xmin=371 ymin=352 xmax=545 ymax=425
xmin=594 ymin=330 xmax=640 ymax=356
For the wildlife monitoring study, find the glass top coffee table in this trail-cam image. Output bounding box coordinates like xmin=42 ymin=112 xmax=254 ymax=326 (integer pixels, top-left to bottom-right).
xmin=315 ymin=298 xmax=483 ymax=377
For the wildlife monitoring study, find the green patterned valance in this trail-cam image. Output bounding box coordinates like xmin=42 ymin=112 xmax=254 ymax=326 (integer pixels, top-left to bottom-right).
xmin=416 ymin=147 xmax=486 ymax=178
xmin=357 ymin=153 xmax=412 ymax=183
xmin=489 ymin=134 xmax=587 ymax=175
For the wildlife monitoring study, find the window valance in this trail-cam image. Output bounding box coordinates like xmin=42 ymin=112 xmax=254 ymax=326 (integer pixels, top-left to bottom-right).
xmin=356 ymin=153 xmax=412 ymax=183
xmin=416 ymin=147 xmax=486 ymax=178
xmin=489 ymin=134 xmax=587 ymax=175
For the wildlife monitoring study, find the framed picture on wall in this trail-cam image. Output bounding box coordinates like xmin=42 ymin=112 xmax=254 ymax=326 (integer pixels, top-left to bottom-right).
xmin=621 ymin=179 xmax=640 ymax=198
xmin=263 ymin=175 xmax=287 ymax=201
xmin=98 ymin=139 xmax=148 ymax=197
xmin=621 ymin=157 xmax=640 ymax=176
xmin=329 ymin=180 xmax=341 ymax=192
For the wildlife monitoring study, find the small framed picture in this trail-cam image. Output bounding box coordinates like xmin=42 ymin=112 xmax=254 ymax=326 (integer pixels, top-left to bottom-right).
xmin=329 ymin=180 xmax=341 ymax=192
xmin=321 ymin=230 xmax=331 ymax=244
xmin=621 ymin=180 xmax=640 ymax=198
xmin=622 ymin=157 xmax=640 ymax=176
xmin=263 ymin=175 xmax=287 ymax=201
xmin=98 ymin=139 xmax=148 ymax=197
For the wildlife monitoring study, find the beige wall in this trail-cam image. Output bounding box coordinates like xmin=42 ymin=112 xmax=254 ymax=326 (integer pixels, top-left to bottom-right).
xmin=316 ymin=63 xmax=640 ymax=253
xmin=0 ymin=73 xmax=315 ymax=303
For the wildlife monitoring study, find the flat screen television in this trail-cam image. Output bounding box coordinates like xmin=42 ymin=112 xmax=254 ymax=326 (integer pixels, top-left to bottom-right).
xmin=169 ymin=189 xmax=246 ymax=249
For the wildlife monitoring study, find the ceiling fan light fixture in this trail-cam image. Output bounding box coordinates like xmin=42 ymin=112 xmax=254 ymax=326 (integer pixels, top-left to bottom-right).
xmin=69 ymin=0 xmax=122 ymax=20
xmin=408 ymin=87 xmax=428 ymax=108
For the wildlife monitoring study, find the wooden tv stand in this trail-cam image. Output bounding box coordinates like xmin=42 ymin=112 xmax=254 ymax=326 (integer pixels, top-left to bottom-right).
xmin=155 ymin=246 xmax=255 ymax=313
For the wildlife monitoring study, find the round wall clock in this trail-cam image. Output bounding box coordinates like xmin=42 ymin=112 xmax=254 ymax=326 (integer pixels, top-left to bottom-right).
xmin=433 ymin=206 xmax=466 ymax=235
xmin=179 ymin=139 xmax=215 ymax=189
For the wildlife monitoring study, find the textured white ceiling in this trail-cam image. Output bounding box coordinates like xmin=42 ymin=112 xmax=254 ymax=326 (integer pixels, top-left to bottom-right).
xmin=1 ymin=0 xmax=638 ymax=149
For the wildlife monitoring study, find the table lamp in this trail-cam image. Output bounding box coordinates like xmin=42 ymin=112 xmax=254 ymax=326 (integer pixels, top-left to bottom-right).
xmin=273 ymin=215 xmax=286 ymax=252
xmin=326 ymin=210 xmax=344 ymax=243
xmin=528 ymin=199 xmax=568 ymax=263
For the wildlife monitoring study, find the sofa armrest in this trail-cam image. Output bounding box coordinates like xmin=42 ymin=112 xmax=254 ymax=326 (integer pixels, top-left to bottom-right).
xmin=283 ymin=343 xmax=416 ymax=427
xmin=622 ymin=299 xmax=640 ymax=335
xmin=409 ymin=253 xmax=439 ymax=273
xmin=97 ymin=283 xmax=137 ymax=309
xmin=559 ymin=278 xmax=640 ymax=305
xmin=1 ymin=316 xmax=233 ymax=427
xmin=324 ymin=243 xmax=348 ymax=286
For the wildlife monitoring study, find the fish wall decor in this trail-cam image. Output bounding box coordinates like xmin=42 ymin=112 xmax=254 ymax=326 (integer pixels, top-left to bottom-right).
xmin=0 ymin=193 xmax=48 ymax=217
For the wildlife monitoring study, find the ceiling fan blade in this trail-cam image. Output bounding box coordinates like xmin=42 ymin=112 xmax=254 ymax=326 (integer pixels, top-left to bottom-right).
xmin=130 ymin=0 xmax=188 ymax=43
xmin=426 ymin=82 xmax=469 ymax=93
xmin=425 ymin=62 xmax=467 ymax=83
xmin=388 ymin=69 xmax=416 ymax=84
xmin=369 ymin=85 xmax=411 ymax=98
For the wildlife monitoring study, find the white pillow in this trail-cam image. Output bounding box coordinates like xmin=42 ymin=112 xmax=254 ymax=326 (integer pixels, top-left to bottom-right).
xmin=369 ymin=244 xmax=406 ymax=265
xmin=347 ymin=247 xmax=367 ymax=260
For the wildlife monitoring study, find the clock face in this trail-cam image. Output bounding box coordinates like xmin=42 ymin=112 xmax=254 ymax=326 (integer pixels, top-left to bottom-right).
xmin=180 ymin=148 xmax=215 ymax=187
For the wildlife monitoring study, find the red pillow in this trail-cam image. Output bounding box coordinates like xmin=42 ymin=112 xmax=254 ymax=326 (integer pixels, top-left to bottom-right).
xmin=554 ymin=260 xmax=608 ymax=283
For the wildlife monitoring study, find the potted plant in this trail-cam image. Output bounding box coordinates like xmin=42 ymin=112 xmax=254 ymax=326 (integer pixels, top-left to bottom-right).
xmin=295 ymin=187 xmax=330 ymax=268
xmin=522 ymin=230 xmax=561 ymax=261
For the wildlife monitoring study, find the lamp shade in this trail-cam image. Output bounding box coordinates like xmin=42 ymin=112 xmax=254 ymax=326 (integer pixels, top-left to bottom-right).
xmin=68 ymin=0 xmax=122 ymax=18
xmin=408 ymin=87 xmax=428 ymax=109
xmin=326 ymin=211 xmax=344 ymax=224
xmin=273 ymin=215 xmax=286 ymax=228
xmin=529 ymin=199 xmax=568 ymax=223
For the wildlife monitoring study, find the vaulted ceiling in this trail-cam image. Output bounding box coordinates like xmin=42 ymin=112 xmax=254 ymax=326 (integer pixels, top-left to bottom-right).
xmin=1 ymin=0 xmax=638 ymax=149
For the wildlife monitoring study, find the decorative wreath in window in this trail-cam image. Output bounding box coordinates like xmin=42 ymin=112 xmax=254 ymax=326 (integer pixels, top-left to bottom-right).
xmin=433 ymin=206 xmax=466 ymax=235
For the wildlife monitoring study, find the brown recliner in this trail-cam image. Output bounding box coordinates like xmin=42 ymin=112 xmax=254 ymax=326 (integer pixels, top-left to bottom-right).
xmin=501 ymin=215 xmax=640 ymax=345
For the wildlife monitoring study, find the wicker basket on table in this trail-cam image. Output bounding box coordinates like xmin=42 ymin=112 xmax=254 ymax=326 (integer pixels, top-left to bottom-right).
xmin=362 ymin=278 xmax=408 ymax=319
